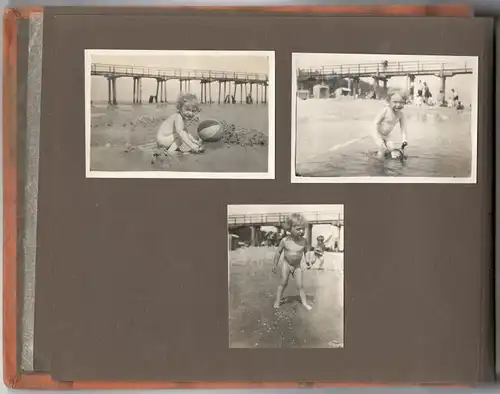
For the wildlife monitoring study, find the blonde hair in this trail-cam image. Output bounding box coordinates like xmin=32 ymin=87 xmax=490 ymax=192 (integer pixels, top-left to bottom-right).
xmin=387 ymin=92 xmax=405 ymax=103
xmin=176 ymin=92 xmax=200 ymax=113
xmin=285 ymin=213 xmax=308 ymax=231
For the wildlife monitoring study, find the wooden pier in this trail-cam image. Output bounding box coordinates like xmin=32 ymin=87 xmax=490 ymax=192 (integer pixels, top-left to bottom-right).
xmin=228 ymin=211 xmax=344 ymax=248
xmin=297 ymin=60 xmax=473 ymax=104
xmin=91 ymin=63 xmax=269 ymax=105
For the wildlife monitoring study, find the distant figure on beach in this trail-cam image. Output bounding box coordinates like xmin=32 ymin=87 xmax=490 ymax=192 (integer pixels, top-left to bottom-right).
xmin=372 ymin=93 xmax=408 ymax=159
xmin=155 ymin=92 xmax=205 ymax=155
xmin=416 ymin=80 xmax=423 ymax=105
xmin=307 ymin=234 xmax=333 ymax=270
xmin=333 ymin=238 xmax=340 ymax=252
xmin=437 ymin=90 xmax=445 ymax=107
xmin=272 ymin=213 xmax=313 ymax=311
xmin=224 ymin=95 xmax=237 ymax=104
xmin=423 ymin=82 xmax=432 ymax=104
xmin=451 ymin=89 xmax=459 ymax=107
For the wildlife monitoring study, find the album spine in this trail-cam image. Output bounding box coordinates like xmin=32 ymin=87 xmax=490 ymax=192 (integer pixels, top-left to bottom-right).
xmin=495 ymin=18 xmax=500 ymax=382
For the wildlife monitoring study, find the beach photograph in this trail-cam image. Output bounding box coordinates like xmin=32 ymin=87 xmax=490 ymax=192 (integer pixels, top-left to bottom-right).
xmin=228 ymin=205 xmax=344 ymax=349
xmin=291 ymin=53 xmax=478 ymax=183
xmin=85 ymin=50 xmax=275 ymax=179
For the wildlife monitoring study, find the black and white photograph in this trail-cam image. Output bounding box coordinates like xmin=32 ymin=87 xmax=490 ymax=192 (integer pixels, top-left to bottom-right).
xmin=291 ymin=53 xmax=478 ymax=183
xmin=228 ymin=205 xmax=344 ymax=349
xmin=85 ymin=50 xmax=275 ymax=179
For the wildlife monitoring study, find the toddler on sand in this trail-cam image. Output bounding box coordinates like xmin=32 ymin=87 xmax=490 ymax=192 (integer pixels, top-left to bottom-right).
xmin=156 ymin=93 xmax=205 ymax=155
xmin=272 ymin=213 xmax=313 ymax=311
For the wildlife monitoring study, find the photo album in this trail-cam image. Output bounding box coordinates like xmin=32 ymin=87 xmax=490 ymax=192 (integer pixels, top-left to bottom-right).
xmin=3 ymin=5 xmax=497 ymax=389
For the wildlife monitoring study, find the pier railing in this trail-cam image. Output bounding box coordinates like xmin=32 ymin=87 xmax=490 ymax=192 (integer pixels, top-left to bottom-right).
xmin=297 ymin=60 xmax=473 ymax=79
xmin=228 ymin=211 xmax=344 ymax=226
xmin=91 ymin=63 xmax=269 ymax=82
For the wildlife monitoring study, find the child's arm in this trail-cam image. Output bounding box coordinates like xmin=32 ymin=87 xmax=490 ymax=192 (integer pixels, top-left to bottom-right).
xmin=187 ymin=133 xmax=203 ymax=146
xmin=274 ymin=239 xmax=285 ymax=265
xmin=372 ymin=108 xmax=388 ymax=147
xmin=186 ymin=133 xmax=205 ymax=152
xmin=303 ymin=243 xmax=310 ymax=264
xmin=174 ymin=115 xmax=203 ymax=152
xmin=399 ymin=112 xmax=408 ymax=145
xmin=272 ymin=239 xmax=285 ymax=273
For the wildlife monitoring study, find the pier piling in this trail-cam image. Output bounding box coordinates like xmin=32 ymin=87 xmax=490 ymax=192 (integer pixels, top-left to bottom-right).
xmin=107 ymin=78 xmax=112 ymax=104
xmin=139 ymin=78 xmax=142 ymax=103
xmin=112 ymin=78 xmax=117 ymax=105
xmin=440 ymin=76 xmax=447 ymax=105
xmin=133 ymin=77 xmax=137 ymax=103
xmin=155 ymin=79 xmax=160 ymax=103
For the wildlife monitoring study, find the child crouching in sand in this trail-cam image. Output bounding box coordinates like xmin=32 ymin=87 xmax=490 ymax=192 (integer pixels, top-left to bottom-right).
xmin=156 ymin=93 xmax=205 ymax=155
xmin=372 ymin=93 xmax=408 ymax=159
xmin=272 ymin=213 xmax=313 ymax=311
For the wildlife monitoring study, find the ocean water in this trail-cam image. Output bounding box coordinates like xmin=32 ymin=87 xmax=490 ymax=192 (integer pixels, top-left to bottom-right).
xmin=295 ymin=99 xmax=473 ymax=178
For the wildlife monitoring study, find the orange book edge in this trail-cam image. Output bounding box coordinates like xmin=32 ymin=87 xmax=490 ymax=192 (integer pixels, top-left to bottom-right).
xmin=3 ymin=5 xmax=472 ymax=390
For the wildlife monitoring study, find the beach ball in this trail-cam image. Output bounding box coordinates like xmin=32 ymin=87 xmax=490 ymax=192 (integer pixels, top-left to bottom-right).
xmin=197 ymin=119 xmax=224 ymax=142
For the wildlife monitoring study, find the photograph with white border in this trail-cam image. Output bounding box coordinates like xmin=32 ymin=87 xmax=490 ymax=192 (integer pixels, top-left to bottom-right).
xmin=228 ymin=204 xmax=344 ymax=349
xmin=85 ymin=50 xmax=275 ymax=179
xmin=291 ymin=53 xmax=478 ymax=184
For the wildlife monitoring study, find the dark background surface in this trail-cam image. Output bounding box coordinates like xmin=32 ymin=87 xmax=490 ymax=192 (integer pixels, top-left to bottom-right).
xmin=29 ymin=8 xmax=494 ymax=383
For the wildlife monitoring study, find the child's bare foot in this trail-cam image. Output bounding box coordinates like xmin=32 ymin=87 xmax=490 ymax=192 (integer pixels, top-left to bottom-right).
xmin=273 ymin=301 xmax=281 ymax=309
xmin=303 ymin=303 xmax=312 ymax=311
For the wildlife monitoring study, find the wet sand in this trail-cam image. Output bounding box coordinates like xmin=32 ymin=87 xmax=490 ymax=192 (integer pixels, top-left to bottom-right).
xmin=295 ymin=98 xmax=473 ymax=178
xmin=229 ymin=247 xmax=344 ymax=349
xmin=90 ymin=103 xmax=269 ymax=173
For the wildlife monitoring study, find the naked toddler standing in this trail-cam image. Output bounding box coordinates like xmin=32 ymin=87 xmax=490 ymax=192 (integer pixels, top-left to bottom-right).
xmin=272 ymin=213 xmax=313 ymax=311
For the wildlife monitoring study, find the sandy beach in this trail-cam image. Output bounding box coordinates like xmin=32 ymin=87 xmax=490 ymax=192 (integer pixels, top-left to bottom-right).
xmin=229 ymin=246 xmax=344 ymax=349
xmin=295 ymin=98 xmax=473 ymax=178
xmin=90 ymin=103 xmax=269 ymax=173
